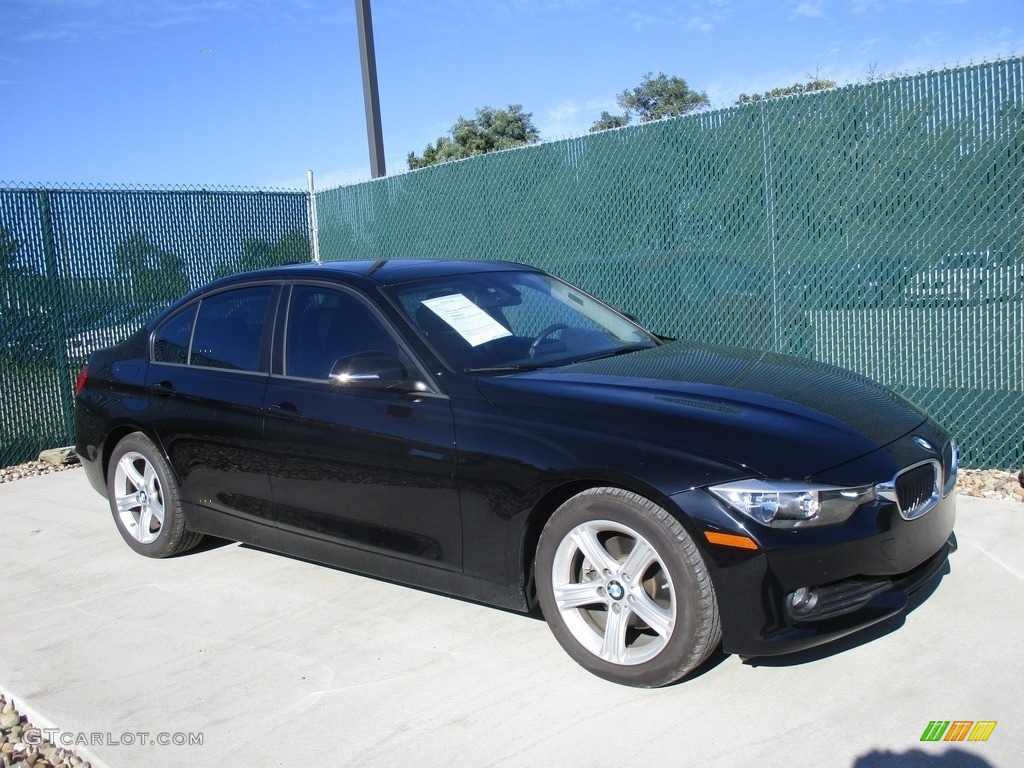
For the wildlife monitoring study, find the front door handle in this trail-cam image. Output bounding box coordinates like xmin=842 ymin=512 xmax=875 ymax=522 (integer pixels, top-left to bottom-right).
xmin=149 ymin=381 xmax=176 ymax=397
xmin=266 ymin=403 xmax=303 ymax=420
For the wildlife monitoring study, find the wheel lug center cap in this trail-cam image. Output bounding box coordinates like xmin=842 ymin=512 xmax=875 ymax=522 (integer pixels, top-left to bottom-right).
xmin=138 ymin=491 xmax=148 ymax=505
xmin=607 ymin=581 xmax=625 ymax=601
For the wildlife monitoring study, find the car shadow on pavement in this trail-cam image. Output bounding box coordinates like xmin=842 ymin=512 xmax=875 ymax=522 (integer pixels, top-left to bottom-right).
xmin=852 ymin=747 xmax=994 ymax=768
xmin=187 ymin=534 xmax=235 ymax=555
xmin=740 ymin=560 xmax=951 ymax=669
xmin=675 ymin=645 xmax=733 ymax=684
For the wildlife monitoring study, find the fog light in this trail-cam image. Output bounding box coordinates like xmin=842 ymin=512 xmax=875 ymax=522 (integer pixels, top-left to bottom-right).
xmin=787 ymin=586 xmax=819 ymax=615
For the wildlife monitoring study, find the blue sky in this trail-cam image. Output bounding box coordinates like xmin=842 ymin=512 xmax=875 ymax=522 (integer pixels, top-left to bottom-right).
xmin=1 ymin=0 xmax=1020 ymax=190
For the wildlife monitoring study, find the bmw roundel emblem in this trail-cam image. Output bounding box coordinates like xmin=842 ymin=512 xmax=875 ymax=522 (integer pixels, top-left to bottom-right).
xmin=913 ymin=436 xmax=935 ymax=453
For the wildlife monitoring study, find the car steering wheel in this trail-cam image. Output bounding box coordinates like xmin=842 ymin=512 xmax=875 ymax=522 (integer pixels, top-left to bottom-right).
xmin=527 ymin=324 xmax=570 ymax=358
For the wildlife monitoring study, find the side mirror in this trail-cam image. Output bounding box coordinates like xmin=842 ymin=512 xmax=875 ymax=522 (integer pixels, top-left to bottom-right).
xmin=328 ymin=351 xmax=426 ymax=392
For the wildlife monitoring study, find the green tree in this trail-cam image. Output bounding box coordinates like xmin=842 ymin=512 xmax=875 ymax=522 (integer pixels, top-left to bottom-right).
xmin=215 ymin=231 xmax=310 ymax=278
xmin=864 ymin=63 xmax=910 ymax=82
xmin=589 ymin=111 xmax=630 ymax=133
xmin=735 ymin=79 xmax=835 ymax=105
xmin=408 ymin=105 xmax=540 ymax=169
xmin=617 ymin=72 xmax=709 ymax=123
xmin=113 ymin=232 xmax=189 ymax=301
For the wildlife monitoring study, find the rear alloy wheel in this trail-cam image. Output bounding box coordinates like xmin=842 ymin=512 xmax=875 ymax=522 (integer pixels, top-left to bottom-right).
xmin=536 ymin=487 xmax=721 ymax=687
xmin=106 ymin=432 xmax=203 ymax=557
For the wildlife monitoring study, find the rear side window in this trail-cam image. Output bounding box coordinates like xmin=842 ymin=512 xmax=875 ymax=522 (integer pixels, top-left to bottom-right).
xmin=191 ymin=287 xmax=273 ymax=372
xmin=151 ymin=287 xmax=273 ymax=370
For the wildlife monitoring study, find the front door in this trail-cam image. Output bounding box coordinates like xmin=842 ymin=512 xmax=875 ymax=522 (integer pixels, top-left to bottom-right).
xmin=263 ymin=284 xmax=462 ymax=569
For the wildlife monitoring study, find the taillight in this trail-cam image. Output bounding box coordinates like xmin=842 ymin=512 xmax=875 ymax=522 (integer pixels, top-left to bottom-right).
xmin=75 ymin=364 xmax=89 ymax=396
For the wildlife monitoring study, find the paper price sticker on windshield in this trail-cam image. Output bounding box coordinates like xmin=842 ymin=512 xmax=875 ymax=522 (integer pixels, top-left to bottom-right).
xmin=422 ymin=294 xmax=513 ymax=347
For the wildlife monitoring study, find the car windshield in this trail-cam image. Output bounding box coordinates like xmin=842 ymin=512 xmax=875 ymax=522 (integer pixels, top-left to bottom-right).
xmin=386 ymin=270 xmax=659 ymax=373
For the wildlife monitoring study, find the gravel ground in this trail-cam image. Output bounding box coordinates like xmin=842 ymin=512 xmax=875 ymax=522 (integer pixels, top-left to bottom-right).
xmin=0 ymin=694 xmax=91 ymax=768
xmin=955 ymin=467 xmax=1024 ymax=502
xmin=0 ymin=459 xmax=81 ymax=485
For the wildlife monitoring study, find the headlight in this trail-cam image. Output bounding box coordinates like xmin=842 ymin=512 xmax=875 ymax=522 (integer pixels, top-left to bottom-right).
xmin=708 ymin=479 xmax=876 ymax=528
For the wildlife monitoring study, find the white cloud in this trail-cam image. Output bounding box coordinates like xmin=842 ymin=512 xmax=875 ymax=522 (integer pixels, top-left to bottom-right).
xmin=794 ymin=1 xmax=824 ymax=17
xmin=536 ymin=98 xmax=618 ymax=140
xmin=850 ymin=0 xmax=882 ymax=13
xmin=628 ymin=11 xmax=662 ymax=32
xmin=628 ymin=3 xmax=731 ymax=33
xmin=7 ymin=0 xmax=338 ymax=44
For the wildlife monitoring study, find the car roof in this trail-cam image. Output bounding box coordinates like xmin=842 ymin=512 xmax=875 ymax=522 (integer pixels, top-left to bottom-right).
xmin=233 ymin=258 xmax=543 ymax=287
xmin=157 ymin=259 xmax=547 ymax=319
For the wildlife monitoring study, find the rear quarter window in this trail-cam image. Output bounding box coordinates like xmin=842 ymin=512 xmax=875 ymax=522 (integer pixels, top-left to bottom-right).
xmin=153 ymin=304 xmax=197 ymax=364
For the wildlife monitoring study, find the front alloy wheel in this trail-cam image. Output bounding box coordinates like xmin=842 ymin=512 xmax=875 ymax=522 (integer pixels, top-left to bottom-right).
xmin=536 ymin=488 xmax=720 ymax=687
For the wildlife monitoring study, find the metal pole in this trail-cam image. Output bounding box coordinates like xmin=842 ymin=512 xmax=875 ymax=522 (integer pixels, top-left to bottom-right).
xmin=355 ymin=0 xmax=386 ymax=178
xmin=306 ymin=170 xmax=322 ymax=264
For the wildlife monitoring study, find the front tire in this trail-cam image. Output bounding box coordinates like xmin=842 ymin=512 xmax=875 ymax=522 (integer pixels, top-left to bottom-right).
xmin=106 ymin=432 xmax=203 ymax=557
xmin=535 ymin=487 xmax=721 ymax=687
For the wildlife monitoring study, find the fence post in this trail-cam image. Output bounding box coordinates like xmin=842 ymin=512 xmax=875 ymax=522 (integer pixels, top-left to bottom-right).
xmin=37 ymin=189 xmax=75 ymax=440
xmin=759 ymin=103 xmax=782 ymax=354
xmin=306 ymin=170 xmax=321 ymax=264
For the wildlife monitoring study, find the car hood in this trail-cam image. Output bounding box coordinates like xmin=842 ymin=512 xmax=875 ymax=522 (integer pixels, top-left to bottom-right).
xmin=476 ymin=342 xmax=930 ymax=480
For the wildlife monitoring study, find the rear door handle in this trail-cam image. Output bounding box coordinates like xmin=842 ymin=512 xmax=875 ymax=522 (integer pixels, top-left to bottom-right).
xmin=266 ymin=403 xmax=303 ymax=420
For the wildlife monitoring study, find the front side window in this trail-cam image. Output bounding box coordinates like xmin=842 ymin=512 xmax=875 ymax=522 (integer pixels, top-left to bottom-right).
xmin=190 ymin=286 xmax=273 ymax=372
xmin=284 ymin=286 xmax=402 ymax=380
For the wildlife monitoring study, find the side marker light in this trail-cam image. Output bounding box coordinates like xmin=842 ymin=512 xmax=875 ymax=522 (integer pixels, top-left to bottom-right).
xmin=704 ymin=531 xmax=759 ymax=551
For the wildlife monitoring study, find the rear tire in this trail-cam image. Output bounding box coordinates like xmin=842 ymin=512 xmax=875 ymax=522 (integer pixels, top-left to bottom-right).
xmin=535 ymin=487 xmax=721 ymax=687
xmin=106 ymin=432 xmax=203 ymax=557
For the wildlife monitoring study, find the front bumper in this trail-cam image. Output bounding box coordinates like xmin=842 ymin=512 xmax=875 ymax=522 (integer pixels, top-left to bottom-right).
xmin=670 ymin=485 xmax=956 ymax=657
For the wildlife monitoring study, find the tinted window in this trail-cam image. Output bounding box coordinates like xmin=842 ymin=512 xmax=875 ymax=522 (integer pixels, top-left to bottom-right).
xmin=285 ymin=286 xmax=399 ymax=379
xmin=153 ymin=304 xmax=196 ymax=364
xmin=388 ymin=272 xmax=654 ymax=371
xmin=191 ymin=287 xmax=273 ymax=372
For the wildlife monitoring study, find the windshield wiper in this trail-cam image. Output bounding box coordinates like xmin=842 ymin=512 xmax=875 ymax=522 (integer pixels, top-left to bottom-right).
xmin=463 ymin=363 xmax=546 ymax=375
xmin=574 ymin=343 xmax=656 ymax=363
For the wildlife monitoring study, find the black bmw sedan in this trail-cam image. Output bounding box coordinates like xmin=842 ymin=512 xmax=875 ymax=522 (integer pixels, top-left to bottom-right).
xmin=74 ymin=259 xmax=957 ymax=687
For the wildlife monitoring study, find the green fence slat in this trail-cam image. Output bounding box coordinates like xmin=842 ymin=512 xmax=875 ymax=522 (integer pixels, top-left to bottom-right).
xmin=1 ymin=184 xmax=309 ymax=467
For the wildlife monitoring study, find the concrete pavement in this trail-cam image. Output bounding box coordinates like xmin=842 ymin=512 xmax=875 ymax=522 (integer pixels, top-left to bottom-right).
xmin=1 ymin=469 xmax=1021 ymax=768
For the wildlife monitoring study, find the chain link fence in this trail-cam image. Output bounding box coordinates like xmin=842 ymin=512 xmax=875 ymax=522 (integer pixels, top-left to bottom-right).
xmin=317 ymin=58 xmax=1023 ymax=470
xmin=1 ymin=184 xmax=309 ymax=467
xmin=2 ymin=59 xmax=1021 ymax=470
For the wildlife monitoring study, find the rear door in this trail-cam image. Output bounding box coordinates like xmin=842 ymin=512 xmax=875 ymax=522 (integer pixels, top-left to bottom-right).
xmin=263 ymin=283 xmax=462 ymax=569
xmin=146 ymin=283 xmax=278 ymax=526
